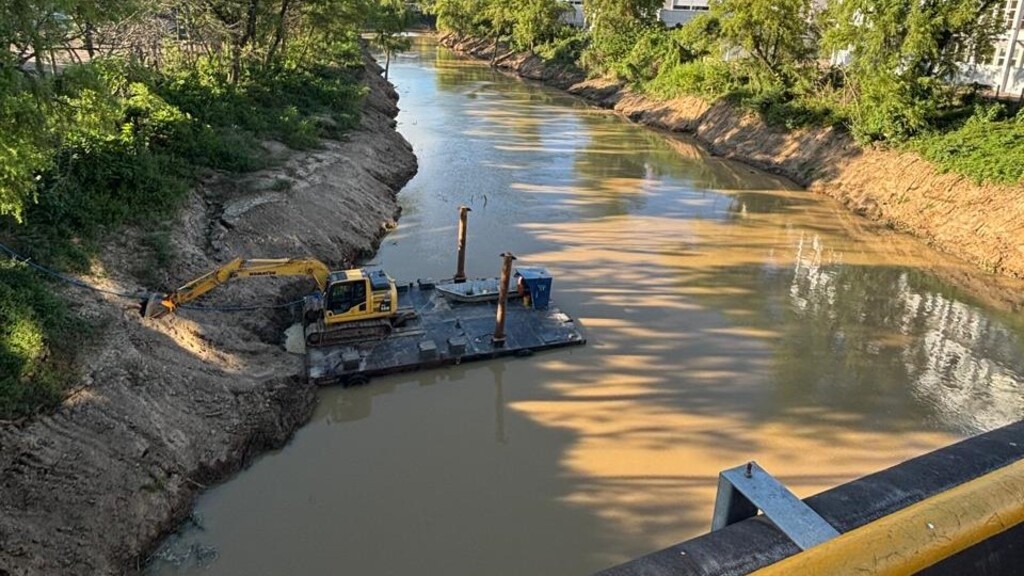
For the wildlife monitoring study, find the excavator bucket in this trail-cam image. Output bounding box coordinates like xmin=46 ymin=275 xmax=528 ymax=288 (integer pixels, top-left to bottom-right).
xmin=140 ymin=294 xmax=173 ymax=319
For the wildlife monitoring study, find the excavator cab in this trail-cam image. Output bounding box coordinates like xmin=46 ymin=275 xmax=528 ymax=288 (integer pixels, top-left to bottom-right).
xmin=321 ymin=269 xmax=397 ymax=326
xmin=325 ymin=279 xmax=368 ymax=316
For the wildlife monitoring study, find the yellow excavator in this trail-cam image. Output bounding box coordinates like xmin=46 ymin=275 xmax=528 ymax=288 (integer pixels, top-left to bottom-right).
xmin=141 ymin=257 xmax=415 ymax=346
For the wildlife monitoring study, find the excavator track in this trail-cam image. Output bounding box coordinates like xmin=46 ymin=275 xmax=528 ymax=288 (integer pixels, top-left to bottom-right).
xmin=304 ymin=318 xmax=393 ymax=348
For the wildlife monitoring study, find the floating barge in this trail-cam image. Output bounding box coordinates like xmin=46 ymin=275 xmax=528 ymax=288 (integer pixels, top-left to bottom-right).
xmin=305 ymin=274 xmax=585 ymax=386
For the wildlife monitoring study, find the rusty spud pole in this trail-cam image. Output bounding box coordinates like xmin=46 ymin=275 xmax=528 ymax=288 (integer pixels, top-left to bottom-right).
xmin=454 ymin=205 xmax=471 ymax=283
xmin=492 ymin=252 xmax=516 ymax=347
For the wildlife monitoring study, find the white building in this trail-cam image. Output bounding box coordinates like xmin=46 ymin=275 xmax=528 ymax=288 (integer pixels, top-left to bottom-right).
xmin=959 ymin=0 xmax=1024 ymax=95
xmin=561 ymin=0 xmax=585 ymax=27
xmin=559 ymin=0 xmax=709 ymax=29
xmin=659 ymin=0 xmax=710 ymax=28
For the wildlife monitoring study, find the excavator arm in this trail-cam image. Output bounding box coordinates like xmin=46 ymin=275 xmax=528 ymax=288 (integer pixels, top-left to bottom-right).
xmin=142 ymin=257 xmax=332 ymax=318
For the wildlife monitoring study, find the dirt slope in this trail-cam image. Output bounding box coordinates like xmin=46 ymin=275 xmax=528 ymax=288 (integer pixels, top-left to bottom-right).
xmin=0 ymin=54 xmax=417 ymax=575
xmin=440 ymin=33 xmax=1024 ymax=281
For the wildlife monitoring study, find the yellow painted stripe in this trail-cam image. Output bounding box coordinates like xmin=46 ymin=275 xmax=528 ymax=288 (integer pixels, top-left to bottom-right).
xmin=751 ymin=458 xmax=1024 ymax=576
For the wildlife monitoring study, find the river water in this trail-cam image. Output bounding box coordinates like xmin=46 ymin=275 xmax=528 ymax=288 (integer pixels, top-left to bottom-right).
xmin=149 ymin=37 xmax=1024 ymax=575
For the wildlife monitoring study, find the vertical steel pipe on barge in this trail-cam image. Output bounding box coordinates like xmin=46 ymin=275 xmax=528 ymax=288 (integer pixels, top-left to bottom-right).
xmin=492 ymin=252 xmax=516 ymax=347
xmin=454 ymin=205 xmax=471 ymax=283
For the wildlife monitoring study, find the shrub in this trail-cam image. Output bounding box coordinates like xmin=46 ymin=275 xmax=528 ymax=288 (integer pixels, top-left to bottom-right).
xmin=910 ymin=104 xmax=1024 ymax=184
xmin=0 ymin=261 xmax=83 ymax=419
xmin=155 ymin=62 xmax=364 ymax=150
xmin=0 ymin=72 xmax=52 ymax=222
xmin=535 ymin=29 xmax=588 ymax=66
xmin=729 ymin=85 xmax=847 ymax=130
xmin=644 ymin=60 xmax=737 ymax=99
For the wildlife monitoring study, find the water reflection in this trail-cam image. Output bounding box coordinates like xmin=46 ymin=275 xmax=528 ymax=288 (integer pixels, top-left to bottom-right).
xmin=899 ymin=279 xmax=1024 ymax=432
xmin=493 ymin=362 xmax=509 ymax=444
xmin=147 ymin=36 xmax=1024 ymax=576
xmin=781 ymin=230 xmax=1024 ymax=434
xmin=316 ymin=359 xmax=511 ymax=447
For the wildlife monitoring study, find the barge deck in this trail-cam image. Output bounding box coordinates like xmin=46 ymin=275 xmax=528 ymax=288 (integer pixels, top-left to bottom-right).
xmin=306 ymin=279 xmax=585 ymax=385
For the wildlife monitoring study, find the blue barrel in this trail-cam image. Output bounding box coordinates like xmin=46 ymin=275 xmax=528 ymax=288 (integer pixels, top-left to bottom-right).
xmin=515 ymin=267 xmax=552 ymax=310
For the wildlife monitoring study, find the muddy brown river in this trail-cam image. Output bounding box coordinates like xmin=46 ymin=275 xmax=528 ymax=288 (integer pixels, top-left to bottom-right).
xmin=149 ymin=37 xmax=1024 ymax=575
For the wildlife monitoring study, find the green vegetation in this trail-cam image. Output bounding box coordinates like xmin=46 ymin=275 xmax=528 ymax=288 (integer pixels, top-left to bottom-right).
xmin=1 ymin=0 xmax=402 ymax=419
xmin=427 ymin=0 xmax=1022 ymax=180
xmin=369 ymin=0 xmax=414 ymax=80
xmin=426 ymin=0 xmax=574 ymax=54
xmin=910 ymin=104 xmax=1024 ymax=184
xmin=0 ymin=260 xmax=83 ymax=418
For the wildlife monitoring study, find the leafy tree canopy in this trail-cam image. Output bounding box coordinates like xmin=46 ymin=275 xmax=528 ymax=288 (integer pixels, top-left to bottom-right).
xmin=711 ymin=0 xmax=816 ymax=84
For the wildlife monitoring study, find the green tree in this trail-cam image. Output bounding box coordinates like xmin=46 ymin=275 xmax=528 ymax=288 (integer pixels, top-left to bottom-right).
xmin=582 ymin=0 xmax=663 ymax=74
xmin=821 ymin=0 xmax=1006 ymax=140
xmin=584 ymin=0 xmax=662 ymax=24
xmin=0 ymin=72 xmax=50 ymax=222
xmin=672 ymin=12 xmax=723 ymax=62
xmin=0 ymin=0 xmax=145 ymax=220
xmin=711 ymin=0 xmax=815 ymax=83
xmin=481 ymin=0 xmax=516 ymax=63
xmin=509 ymin=0 xmax=569 ymax=53
xmin=369 ymin=0 xmax=412 ymax=80
xmin=427 ymin=0 xmax=568 ymax=55
xmin=424 ymin=0 xmax=488 ymax=35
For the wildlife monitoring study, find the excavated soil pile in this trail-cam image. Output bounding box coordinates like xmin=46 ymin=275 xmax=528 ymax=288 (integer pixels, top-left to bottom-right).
xmin=0 ymin=55 xmax=417 ymax=575
xmin=440 ymin=33 xmax=1024 ymax=280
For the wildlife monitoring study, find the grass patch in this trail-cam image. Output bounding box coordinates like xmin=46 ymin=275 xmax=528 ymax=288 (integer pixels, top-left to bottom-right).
xmin=0 ymin=260 xmax=89 ymax=419
xmin=724 ymin=87 xmax=849 ymax=131
xmin=643 ymin=60 xmax=737 ymax=100
xmin=908 ymin=109 xmax=1024 ymax=185
xmin=155 ymin=64 xmax=365 ymax=155
xmin=534 ymin=30 xmax=589 ymax=67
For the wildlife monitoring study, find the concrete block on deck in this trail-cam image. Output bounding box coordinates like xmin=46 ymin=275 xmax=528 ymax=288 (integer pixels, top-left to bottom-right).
xmin=341 ymin=349 xmax=361 ymax=371
xmin=448 ymin=336 xmax=467 ymax=356
xmin=418 ymin=340 xmax=438 ymax=360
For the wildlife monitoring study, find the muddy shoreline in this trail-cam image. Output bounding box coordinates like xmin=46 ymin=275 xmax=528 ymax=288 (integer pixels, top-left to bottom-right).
xmin=0 ymin=53 xmax=417 ymax=575
xmin=439 ymin=32 xmax=1024 ymax=282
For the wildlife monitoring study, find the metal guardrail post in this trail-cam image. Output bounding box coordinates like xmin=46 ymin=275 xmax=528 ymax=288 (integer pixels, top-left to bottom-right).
xmin=750 ymin=458 xmax=1024 ymax=576
xmin=711 ymin=461 xmax=839 ymax=551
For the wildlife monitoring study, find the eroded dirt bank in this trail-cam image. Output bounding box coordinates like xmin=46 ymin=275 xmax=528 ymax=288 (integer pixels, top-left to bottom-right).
xmin=0 ymin=54 xmax=417 ymax=575
xmin=440 ymin=33 xmax=1024 ymax=281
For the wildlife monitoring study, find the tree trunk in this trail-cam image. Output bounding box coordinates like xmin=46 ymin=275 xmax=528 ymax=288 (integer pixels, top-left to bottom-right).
xmin=231 ymin=40 xmax=242 ymax=83
xmin=31 ymin=40 xmax=44 ymax=75
xmin=84 ymin=21 xmax=95 ymax=59
xmin=244 ymin=0 xmax=259 ymax=45
xmin=385 ymin=50 xmax=391 ymax=80
xmin=266 ymin=0 xmax=292 ymax=66
xmin=234 ymin=0 xmax=259 ymax=79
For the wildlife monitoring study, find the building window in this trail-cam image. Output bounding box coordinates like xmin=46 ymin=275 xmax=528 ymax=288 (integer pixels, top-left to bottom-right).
xmin=995 ymin=46 xmax=1007 ymax=66
xmin=671 ymin=1 xmax=709 ymax=10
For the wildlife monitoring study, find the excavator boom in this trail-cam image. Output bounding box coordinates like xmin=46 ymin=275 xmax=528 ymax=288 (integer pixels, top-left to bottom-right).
xmin=142 ymin=257 xmax=332 ymax=318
